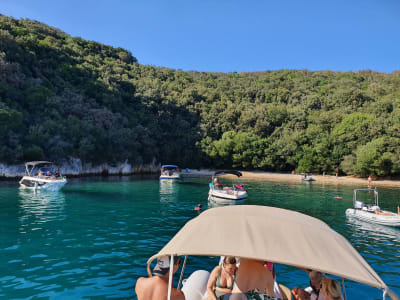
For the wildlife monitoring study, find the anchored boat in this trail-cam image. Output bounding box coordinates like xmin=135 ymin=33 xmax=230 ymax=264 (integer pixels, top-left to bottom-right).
xmin=301 ymin=173 xmax=316 ymax=182
xmin=346 ymin=188 xmax=400 ymax=227
xmin=208 ymin=170 xmax=247 ymax=203
xmin=19 ymin=161 xmax=67 ymax=191
xmin=145 ymin=205 xmax=399 ymax=300
xmin=160 ymin=165 xmax=182 ymax=182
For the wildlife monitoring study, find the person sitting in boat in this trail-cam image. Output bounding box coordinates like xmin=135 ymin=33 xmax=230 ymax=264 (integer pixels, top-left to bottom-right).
xmin=54 ymin=170 xmax=60 ymax=179
xmin=213 ymin=178 xmax=223 ymax=190
xmin=135 ymin=256 xmax=185 ymax=300
xmin=206 ymin=256 xmax=237 ymax=300
xmin=292 ymin=269 xmax=325 ymax=300
xmin=320 ymin=278 xmax=342 ymax=300
xmin=227 ymin=258 xmax=276 ymax=299
xmin=263 ymin=261 xmax=283 ymax=299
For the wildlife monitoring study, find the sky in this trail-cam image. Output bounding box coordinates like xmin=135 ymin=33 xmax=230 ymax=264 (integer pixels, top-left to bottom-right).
xmin=2 ymin=0 xmax=400 ymax=73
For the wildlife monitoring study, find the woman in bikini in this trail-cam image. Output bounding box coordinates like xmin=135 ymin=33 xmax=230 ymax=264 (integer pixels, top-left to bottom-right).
xmin=207 ymin=256 xmax=237 ymax=300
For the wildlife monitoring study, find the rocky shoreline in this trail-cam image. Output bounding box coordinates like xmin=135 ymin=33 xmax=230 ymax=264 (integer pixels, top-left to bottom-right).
xmin=0 ymin=158 xmax=160 ymax=180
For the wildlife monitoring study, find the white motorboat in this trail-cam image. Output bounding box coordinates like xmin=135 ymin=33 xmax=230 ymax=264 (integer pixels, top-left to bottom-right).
xmin=346 ymin=188 xmax=400 ymax=227
xmin=208 ymin=170 xmax=247 ymax=203
xmin=144 ymin=205 xmax=399 ymax=300
xmin=301 ymin=173 xmax=316 ymax=181
xmin=19 ymin=161 xmax=67 ymax=191
xmin=160 ymin=165 xmax=182 ymax=181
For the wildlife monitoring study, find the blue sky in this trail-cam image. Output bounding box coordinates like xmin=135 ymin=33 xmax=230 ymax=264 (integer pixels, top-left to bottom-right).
xmin=2 ymin=0 xmax=400 ymax=73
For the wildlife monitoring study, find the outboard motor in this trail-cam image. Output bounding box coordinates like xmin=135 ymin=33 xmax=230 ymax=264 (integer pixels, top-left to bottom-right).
xmin=355 ymin=200 xmax=365 ymax=209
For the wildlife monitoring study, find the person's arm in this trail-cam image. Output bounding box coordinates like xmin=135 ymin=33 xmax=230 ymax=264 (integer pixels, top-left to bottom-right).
xmin=214 ymin=286 xmax=233 ymax=295
xmin=146 ymin=264 xmax=152 ymax=277
xmin=206 ymin=267 xmax=219 ymax=300
xmin=264 ymin=267 xmax=274 ymax=297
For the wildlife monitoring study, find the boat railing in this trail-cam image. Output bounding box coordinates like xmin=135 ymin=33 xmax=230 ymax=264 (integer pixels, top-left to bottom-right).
xmin=353 ymin=188 xmax=379 ymax=208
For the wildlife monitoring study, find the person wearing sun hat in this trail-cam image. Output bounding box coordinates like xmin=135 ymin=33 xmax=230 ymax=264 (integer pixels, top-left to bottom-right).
xmin=135 ymin=256 xmax=185 ymax=300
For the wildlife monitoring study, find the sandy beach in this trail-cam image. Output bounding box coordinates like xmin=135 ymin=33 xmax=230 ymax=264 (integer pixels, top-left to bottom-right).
xmin=187 ymin=169 xmax=400 ymax=188
xmin=240 ymin=171 xmax=400 ymax=188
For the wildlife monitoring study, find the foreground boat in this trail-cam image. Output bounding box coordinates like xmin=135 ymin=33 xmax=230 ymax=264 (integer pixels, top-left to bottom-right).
xmin=208 ymin=170 xmax=247 ymax=203
xmin=160 ymin=165 xmax=182 ymax=181
xmin=346 ymin=188 xmax=400 ymax=227
xmin=19 ymin=161 xmax=67 ymax=191
xmin=145 ymin=205 xmax=399 ymax=300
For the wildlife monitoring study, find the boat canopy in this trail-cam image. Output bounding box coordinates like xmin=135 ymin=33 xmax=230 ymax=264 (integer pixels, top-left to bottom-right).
xmin=213 ymin=170 xmax=242 ymax=177
xmin=161 ymin=165 xmax=179 ymax=169
xmin=148 ymin=205 xmax=398 ymax=299
xmin=25 ymin=161 xmax=53 ymax=167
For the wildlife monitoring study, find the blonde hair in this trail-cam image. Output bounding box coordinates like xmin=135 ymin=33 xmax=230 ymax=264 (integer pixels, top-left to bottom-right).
xmin=322 ymin=278 xmax=342 ymax=300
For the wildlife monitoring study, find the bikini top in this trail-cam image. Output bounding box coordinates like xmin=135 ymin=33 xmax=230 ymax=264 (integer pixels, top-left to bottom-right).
xmin=215 ymin=267 xmax=236 ymax=298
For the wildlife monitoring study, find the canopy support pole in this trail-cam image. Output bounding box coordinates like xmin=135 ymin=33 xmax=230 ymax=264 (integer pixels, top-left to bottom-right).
xmin=167 ymin=255 xmax=174 ymax=300
xmin=383 ymin=289 xmax=387 ymax=300
xmin=177 ymin=255 xmax=187 ymax=290
xmin=341 ymin=277 xmax=346 ymax=300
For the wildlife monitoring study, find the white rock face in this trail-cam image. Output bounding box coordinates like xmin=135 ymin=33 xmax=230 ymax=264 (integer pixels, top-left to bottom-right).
xmin=0 ymin=158 xmax=160 ymax=178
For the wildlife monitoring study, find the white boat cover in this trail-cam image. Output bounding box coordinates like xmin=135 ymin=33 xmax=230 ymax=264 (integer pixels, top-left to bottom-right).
xmin=148 ymin=205 xmax=397 ymax=298
xmin=25 ymin=161 xmax=53 ymax=167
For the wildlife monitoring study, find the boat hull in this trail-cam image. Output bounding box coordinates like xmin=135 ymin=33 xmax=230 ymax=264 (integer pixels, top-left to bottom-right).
xmin=19 ymin=176 xmax=67 ymax=191
xmin=159 ymin=174 xmax=182 ymax=181
xmin=346 ymin=208 xmax=400 ymax=227
xmin=208 ymin=189 xmax=247 ymax=203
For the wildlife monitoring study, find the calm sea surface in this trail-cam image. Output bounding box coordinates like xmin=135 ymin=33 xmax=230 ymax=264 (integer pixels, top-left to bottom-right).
xmin=0 ymin=176 xmax=399 ymax=299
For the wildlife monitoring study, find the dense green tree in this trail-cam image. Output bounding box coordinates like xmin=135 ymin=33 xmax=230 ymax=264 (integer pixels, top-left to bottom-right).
xmin=0 ymin=15 xmax=400 ymax=177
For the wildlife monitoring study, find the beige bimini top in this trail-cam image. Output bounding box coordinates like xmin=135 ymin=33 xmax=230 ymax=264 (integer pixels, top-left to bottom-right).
xmin=148 ymin=205 xmax=398 ymax=299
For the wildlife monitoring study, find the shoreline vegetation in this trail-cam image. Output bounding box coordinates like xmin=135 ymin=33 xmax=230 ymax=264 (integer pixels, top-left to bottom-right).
xmin=1 ymin=15 xmax=400 ymax=180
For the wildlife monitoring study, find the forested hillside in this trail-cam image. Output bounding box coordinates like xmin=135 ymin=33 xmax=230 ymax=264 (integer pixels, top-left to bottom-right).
xmin=1 ymin=15 xmax=399 ymax=177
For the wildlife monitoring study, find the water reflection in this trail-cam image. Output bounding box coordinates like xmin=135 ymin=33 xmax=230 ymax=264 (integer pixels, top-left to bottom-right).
xmin=18 ymin=189 xmax=66 ymax=226
xmin=159 ymin=181 xmax=180 ymax=203
xmin=346 ymin=217 xmax=400 ymax=242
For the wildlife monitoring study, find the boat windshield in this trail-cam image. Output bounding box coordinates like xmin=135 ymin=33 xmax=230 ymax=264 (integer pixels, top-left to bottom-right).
xmin=38 ymin=167 xmax=53 ymax=175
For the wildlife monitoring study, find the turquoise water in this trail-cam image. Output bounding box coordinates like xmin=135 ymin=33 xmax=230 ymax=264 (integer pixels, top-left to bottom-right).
xmin=0 ymin=176 xmax=399 ymax=299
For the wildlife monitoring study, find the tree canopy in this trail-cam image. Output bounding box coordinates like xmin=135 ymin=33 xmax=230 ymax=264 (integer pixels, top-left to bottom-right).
xmin=1 ymin=15 xmax=399 ymax=177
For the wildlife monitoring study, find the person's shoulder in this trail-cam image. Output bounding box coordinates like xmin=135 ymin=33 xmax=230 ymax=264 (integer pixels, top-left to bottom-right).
xmin=135 ymin=276 xmax=146 ymax=287
xmin=210 ymin=265 xmax=221 ymax=276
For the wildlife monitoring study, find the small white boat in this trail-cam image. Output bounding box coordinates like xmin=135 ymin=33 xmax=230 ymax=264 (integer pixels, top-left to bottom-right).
xmin=160 ymin=165 xmax=182 ymax=181
xmin=19 ymin=161 xmax=67 ymax=191
xmin=144 ymin=205 xmax=399 ymax=300
xmin=301 ymin=173 xmax=315 ymax=181
xmin=346 ymin=188 xmax=400 ymax=227
xmin=208 ymin=170 xmax=247 ymax=203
